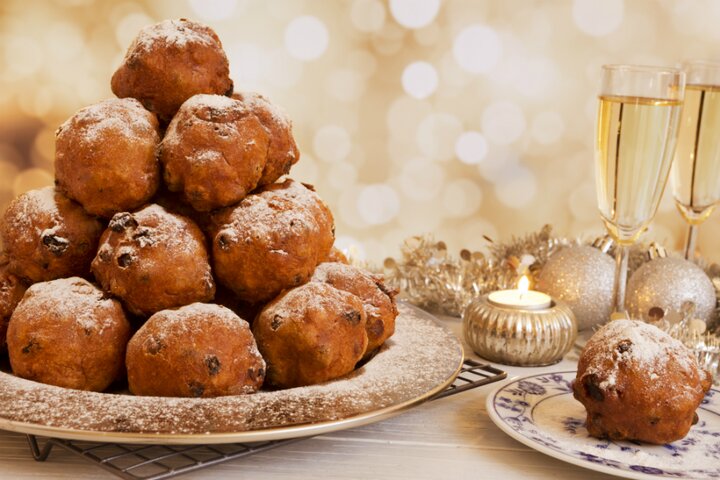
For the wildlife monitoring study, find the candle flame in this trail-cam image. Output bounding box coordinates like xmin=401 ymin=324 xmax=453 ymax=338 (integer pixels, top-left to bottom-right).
xmin=518 ymin=275 xmax=530 ymax=293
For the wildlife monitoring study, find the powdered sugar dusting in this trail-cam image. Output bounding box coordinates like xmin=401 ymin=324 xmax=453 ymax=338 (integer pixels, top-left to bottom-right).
xmin=262 ymin=282 xmax=356 ymax=328
xmin=582 ymin=320 xmax=698 ymax=390
xmin=0 ymin=303 xmax=462 ymax=436
xmin=134 ymin=19 xmax=214 ymax=52
xmin=15 ymin=277 xmax=121 ymax=334
xmin=114 ymin=204 xmax=203 ymax=259
xmin=59 ymin=98 xmax=156 ymax=145
xmin=184 ymin=93 xmax=236 ymax=111
xmin=235 ymin=91 xmax=291 ymax=129
xmin=2 ymin=187 xmax=59 ymax=241
xmin=193 ymin=150 xmax=223 ymax=164
xmin=160 ymin=95 xmax=244 ymax=152
xmin=218 ymin=179 xmax=330 ymax=247
xmin=147 ymin=302 xmax=253 ymax=339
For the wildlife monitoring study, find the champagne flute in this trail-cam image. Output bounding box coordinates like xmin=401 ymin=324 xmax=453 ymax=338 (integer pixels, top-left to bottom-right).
xmin=671 ymin=61 xmax=720 ymax=260
xmin=595 ymin=65 xmax=685 ymax=315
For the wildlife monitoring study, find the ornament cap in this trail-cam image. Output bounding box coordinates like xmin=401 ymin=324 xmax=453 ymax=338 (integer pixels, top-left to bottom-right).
xmin=648 ymin=242 xmax=668 ymax=260
xmin=592 ymin=235 xmax=615 ymax=254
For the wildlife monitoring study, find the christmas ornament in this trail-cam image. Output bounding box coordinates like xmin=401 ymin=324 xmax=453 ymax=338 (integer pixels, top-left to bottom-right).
xmin=626 ymin=256 xmax=716 ymax=323
xmin=535 ymin=245 xmax=615 ymax=331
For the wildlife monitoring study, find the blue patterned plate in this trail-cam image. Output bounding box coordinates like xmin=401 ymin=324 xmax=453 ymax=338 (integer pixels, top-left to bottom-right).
xmin=487 ymin=371 xmax=720 ymax=479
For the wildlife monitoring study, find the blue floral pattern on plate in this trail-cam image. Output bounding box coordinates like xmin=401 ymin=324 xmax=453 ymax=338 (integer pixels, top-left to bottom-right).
xmin=486 ymin=371 xmax=720 ymax=480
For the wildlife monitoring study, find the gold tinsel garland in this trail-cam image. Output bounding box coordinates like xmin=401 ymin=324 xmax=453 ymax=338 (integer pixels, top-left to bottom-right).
xmin=381 ymin=225 xmax=572 ymax=317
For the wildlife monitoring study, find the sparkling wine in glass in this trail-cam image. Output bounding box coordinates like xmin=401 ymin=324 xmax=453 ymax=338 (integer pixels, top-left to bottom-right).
xmin=671 ymin=61 xmax=720 ymax=259
xmin=595 ymin=65 xmax=685 ymax=315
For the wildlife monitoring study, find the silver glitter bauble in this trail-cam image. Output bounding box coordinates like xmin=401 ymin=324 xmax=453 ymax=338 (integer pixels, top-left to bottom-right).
xmin=536 ymin=245 xmax=615 ymax=331
xmin=626 ymin=257 xmax=716 ymax=323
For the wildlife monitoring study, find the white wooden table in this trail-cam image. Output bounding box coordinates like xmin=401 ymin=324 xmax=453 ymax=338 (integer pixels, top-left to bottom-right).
xmin=0 ymin=313 xmax=617 ymax=480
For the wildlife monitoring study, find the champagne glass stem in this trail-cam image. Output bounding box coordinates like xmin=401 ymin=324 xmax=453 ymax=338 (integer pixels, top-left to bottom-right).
xmin=612 ymin=244 xmax=630 ymax=315
xmin=684 ymin=224 xmax=698 ymax=260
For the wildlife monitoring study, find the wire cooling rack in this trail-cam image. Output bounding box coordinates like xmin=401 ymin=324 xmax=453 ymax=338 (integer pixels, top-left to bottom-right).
xmin=25 ymin=359 xmax=506 ymax=480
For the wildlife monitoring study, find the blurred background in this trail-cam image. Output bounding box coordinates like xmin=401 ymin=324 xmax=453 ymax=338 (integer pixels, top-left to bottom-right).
xmin=1 ymin=0 xmax=719 ymax=263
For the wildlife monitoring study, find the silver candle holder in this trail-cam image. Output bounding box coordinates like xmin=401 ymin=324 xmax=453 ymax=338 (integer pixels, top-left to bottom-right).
xmin=463 ymin=294 xmax=577 ymax=367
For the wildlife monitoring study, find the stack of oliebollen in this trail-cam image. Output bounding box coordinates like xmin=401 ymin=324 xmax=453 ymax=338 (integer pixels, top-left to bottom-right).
xmin=0 ymin=19 xmax=398 ymax=398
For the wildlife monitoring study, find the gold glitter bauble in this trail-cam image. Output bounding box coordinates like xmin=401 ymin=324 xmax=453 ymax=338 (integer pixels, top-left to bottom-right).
xmin=626 ymin=257 xmax=716 ymax=323
xmin=536 ymin=245 xmax=615 ymax=331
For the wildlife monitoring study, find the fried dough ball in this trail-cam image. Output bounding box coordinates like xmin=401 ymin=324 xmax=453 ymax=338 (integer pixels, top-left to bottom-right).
xmin=126 ymin=303 xmax=265 ymax=397
xmin=325 ymin=247 xmax=349 ymax=264
xmin=92 ymin=204 xmax=215 ymax=316
xmin=232 ymin=92 xmax=299 ymax=186
xmin=160 ymin=94 xmax=269 ymax=211
xmin=0 ymin=256 xmax=26 ymax=351
xmin=312 ymin=262 xmax=398 ymax=355
xmin=253 ymin=282 xmax=368 ymax=388
xmin=111 ymin=19 xmax=233 ymax=123
xmin=573 ymin=320 xmax=712 ymax=444
xmin=55 ymin=98 xmax=161 ymax=218
xmin=0 ymin=187 xmax=103 ymax=283
xmin=211 ymin=179 xmax=334 ymax=303
xmin=7 ymin=277 xmax=130 ymax=391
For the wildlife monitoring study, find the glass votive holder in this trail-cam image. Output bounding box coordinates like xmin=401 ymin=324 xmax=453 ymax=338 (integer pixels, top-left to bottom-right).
xmin=463 ymin=295 xmax=577 ymax=367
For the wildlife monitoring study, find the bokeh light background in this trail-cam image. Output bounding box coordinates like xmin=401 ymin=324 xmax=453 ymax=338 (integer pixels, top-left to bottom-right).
xmin=1 ymin=0 xmax=719 ymax=263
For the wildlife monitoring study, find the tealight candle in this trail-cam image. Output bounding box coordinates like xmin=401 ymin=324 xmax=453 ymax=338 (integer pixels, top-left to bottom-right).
xmin=463 ymin=275 xmax=577 ymax=366
xmin=487 ymin=276 xmax=552 ymax=310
